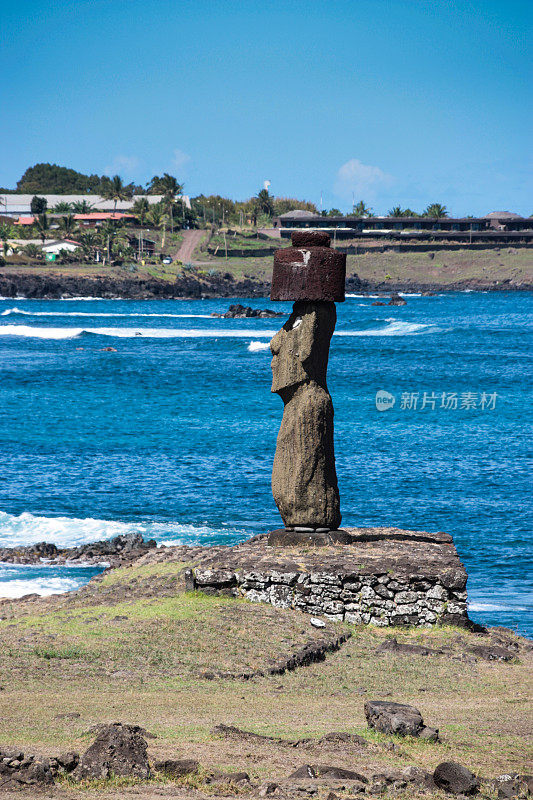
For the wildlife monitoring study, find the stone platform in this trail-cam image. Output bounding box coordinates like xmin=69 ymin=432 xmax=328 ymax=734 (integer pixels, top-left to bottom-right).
xmin=184 ymin=527 xmax=470 ymax=628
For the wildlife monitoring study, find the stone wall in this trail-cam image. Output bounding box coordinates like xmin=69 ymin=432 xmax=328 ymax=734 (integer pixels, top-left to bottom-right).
xmin=184 ymin=528 xmax=470 ymax=628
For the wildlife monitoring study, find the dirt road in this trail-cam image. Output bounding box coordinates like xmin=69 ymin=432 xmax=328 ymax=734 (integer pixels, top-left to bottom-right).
xmin=176 ymin=229 xmax=206 ymax=262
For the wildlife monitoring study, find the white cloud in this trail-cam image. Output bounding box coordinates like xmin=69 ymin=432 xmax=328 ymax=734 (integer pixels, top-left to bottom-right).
xmin=334 ymin=159 xmax=393 ymax=201
xmin=172 ymin=149 xmax=191 ymax=172
xmin=104 ymin=155 xmax=140 ymax=177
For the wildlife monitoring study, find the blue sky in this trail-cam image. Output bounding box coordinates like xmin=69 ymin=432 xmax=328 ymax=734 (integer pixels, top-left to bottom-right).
xmin=1 ymin=0 xmax=531 ymax=215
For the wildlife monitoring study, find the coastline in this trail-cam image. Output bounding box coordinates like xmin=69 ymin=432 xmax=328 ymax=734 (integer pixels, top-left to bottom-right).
xmin=0 ymin=271 xmax=532 ymax=300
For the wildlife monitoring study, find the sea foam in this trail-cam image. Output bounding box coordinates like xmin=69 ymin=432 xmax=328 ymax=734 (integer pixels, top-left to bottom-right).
xmin=0 ymin=320 xmax=439 ymax=339
xmin=248 ymin=341 xmax=271 ymax=352
xmin=1 ymin=308 xmax=213 ymax=318
xmin=0 ymin=510 xmax=246 ymax=549
xmin=0 ymin=575 xmax=81 ymax=598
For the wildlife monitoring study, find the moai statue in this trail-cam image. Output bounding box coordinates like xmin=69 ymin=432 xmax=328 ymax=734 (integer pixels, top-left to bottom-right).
xmin=269 ymin=231 xmax=346 ymax=538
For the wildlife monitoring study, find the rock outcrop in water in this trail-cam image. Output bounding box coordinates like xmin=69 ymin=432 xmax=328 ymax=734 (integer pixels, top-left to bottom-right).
xmin=0 ymin=533 xmax=156 ymax=567
xmin=210 ymin=303 xmax=283 ymax=318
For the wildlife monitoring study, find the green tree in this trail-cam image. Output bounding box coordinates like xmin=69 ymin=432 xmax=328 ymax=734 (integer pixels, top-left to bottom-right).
xmin=351 ymin=200 xmax=373 ymax=217
xmin=255 ymin=188 xmax=275 ymax=218
xmin=78 ymin=230 xmax=100 ymax=262
xmin=0 ymin=223 xmax=13 ymax=256
xmin=424 ymin=203 xmax=448 ymax=218
xmin=52 ymin=201 xmax=72 ymax=213
xmin=100 ymin=175 xmax=134 ymax=214
xmin=98 ymin=220 xmax=127 ymax=265
xmin=59 ymin=214 xmax=77 ymax=237
xmin=34 ymin=213 xmax=50 ymax=245
xmin=273 ymin=197 xmax=318 ymax=216
xmin=147 ymin=173 xmax=183 ymax=233
xmin=30 ymin=196 xmax=47 ymax=214
xmin=71 ymin=199 xmax=94 ymax=213
xmin=132 ymin=197 xmax=150 ymax=227
xmin=23 ymin=243 xmax=41 ymax=259
xmin=388 ymin=205 xmax=406 ymax=217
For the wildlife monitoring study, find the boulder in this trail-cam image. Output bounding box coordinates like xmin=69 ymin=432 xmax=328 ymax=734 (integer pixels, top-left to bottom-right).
xmin=0 ymin=748 xmax=54 ymax=789
xmin=371 ymin=301 xmax=386 ymax=306
xmin=364 ymin=700 xmax=439 ymax=740
xmin=433 ymin=761 xmax=479 ymax=795
xmin=56 ymin=751 xmax=79 ymax=772
xmin=73 ymin=722 xmax=150 ymax=780
xmin=388 ymin=293 xmax=407 ymax=306
xmin=288 ymin=764 xmax=367 ymax=782
xmin=211 ymin=303 xmax=282 ymax=318
xmin=154 ymin=758 xmax=199 ymax=778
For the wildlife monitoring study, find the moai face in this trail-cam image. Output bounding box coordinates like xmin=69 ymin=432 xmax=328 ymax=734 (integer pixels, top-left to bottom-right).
xmin=270 ymin=301 xmax=336 ymax=394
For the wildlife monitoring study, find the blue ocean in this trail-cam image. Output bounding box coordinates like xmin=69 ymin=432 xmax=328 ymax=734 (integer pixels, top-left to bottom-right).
xmin=0 ymin=292 xmax=531 ymax=636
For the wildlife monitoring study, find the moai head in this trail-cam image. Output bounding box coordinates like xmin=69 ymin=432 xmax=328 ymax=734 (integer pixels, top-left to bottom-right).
xmin=270 ymin=302 xmax=336 ymax=394
xmin=270 ymin=231 xmax=346 ymax=395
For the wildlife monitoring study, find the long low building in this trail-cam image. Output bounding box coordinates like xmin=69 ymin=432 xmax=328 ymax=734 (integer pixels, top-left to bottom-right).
xmin=0 ymin=193 xmax=190 ymax=217
xmin=276 ymin=210 xmax=533 ymax=242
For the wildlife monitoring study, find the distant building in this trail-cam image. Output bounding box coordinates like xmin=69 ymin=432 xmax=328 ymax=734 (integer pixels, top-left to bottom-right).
xmin=41 ymin=239 xmax=81 ymax=254
xmin=74 ymin=212 xmax=136 ymax=227
xmin=0 ymin=194 xmax=191 ymax=218
xmin=275 ymin=212 xmax=532 ymax=243
xmin=13 ymin=216 xmax=35 ymax=226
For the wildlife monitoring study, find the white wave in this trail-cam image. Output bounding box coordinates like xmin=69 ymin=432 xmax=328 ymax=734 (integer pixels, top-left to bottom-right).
xmin=469 ymin=601 xmax=527 ymax=612
xmin=0 ymin=510 xmax=245 ymax=549
xmin=346 ymin=293 xmax=382 ymax=299
xmin=0 ymin=321 xmax=439 ymax=340
xmin=1 ymin=308 xmax=213 ymax=319
xmin=0 ymin=325 xmax=278 ymax=340
xmin=248 ymin=340 xmax=271 ymax=352
xmin=0 ymin=576 xmax=80 ymax=598
xmin=337 ymin=321 xmax=439 ymax=336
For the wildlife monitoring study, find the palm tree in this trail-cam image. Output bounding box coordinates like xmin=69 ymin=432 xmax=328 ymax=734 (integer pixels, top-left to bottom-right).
xmin=148 ymin=174 xmax=183 ymax=233
xmin=352 ymin=200 xmax=373 ymax=217
xmin=424 ymin=203 xmax=448 ymax=218
xmin=23 ymin=243 xmax=41 ymax=259
xmin=59 ymin=214 xmax=77 ymax=238
xmin=255 ymin=189 xmax=275 ymax=217
xmin=132 ymin=197 xmax=150 ymax=227
xmin=98 ymin=220 xmax=119 ymax=265
xmin=78 ymin=230 xmax=100 ymax=262
xmin=100 ymin=175 xmax=134 ymax=214
xmin=388 ymin=205 xmax=407 ymax=217
xmin=52 ymin=201 xmax=72 ymax=213
xmin=0 ymin=222 xmax=13 ymax=256
xmin=34 ymin=214 xmax=50 ymax=245
xmin=71 ymin=199 xmax=94 ymax=213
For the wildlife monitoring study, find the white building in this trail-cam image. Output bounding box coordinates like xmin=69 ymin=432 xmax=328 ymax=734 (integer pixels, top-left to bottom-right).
xmin=41 ymin=239 xmax=81 ymax=254
xmin=0 ymin=194 xmax=191 ymax=217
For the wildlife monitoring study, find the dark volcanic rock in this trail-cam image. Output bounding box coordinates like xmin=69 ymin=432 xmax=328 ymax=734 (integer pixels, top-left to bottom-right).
xmin=364 ymin=700 xmax=439 ymax=740
xmin=0 ymin=532 xmax=156 ymax=567
xmin=0 ymin=746 xmax=55 ymax=789
xmin=468 ymin=644 xmax=516 ymax=662
xmin=371 ymin=301 xmax=387 ymax=305
xmin=377 ymin=637 xmax=443 ymax=656
xmin=211 ymin=303 xmax=283 ymax=318
xmin=433 ymin=761 xmax=479 ymax=795
xmin=0 ymin=273 xmax=270 ymax=300
xmin=388 ymin=293 xmax=407 ymax=305
xmin=154 ymin=759 xmax=199 ymax=778
xmin=288 ymin=764 xmax=367 ymax=782
xmin=73 ymin=722 xmax=151 ymax=780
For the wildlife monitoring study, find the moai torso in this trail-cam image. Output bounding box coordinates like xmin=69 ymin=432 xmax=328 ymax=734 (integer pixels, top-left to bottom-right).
xmin=270 ymin=232 xmax=346 ymax=532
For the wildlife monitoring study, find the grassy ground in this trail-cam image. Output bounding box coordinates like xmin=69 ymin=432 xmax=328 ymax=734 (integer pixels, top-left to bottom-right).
xmin=198 ymin=245 xmax=533 ymax=287
xmin=0 ymin=557 xmax=531 ymax=799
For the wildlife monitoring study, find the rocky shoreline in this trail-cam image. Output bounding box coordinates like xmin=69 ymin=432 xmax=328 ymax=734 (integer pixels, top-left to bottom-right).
xmin=0 ymin=533 xmax=156 ymax=568
xmin=0 ymin=272 xmax=531 ymax=300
